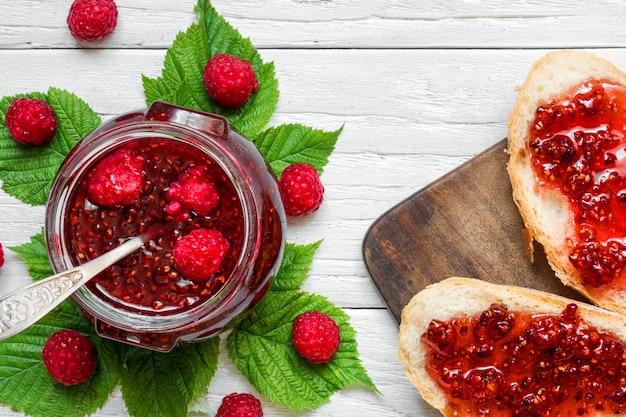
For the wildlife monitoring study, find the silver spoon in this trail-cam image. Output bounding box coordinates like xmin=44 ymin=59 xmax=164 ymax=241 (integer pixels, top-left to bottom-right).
xmin=0 ymin=235 xmax=146 ymax=341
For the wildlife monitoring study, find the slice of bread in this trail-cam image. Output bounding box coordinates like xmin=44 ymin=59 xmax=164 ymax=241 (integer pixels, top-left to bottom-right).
xmin=507 ymin=50 xmax=626 ymax=313
xmin=397 ymin=277 xmax=626 ymax=417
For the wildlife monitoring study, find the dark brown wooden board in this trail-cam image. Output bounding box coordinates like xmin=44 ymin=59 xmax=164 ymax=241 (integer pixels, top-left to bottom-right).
xmin=362 ymin=138 xmax=588 ymax=324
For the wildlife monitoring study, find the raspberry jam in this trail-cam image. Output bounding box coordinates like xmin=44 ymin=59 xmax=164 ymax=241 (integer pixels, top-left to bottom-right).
xmin=424 ymin=303 xmax=626 ymax=416
xmin=45 ymin=102 xmax=286 ymax=352
xmin=67 ymin=139 xmax=244 ymax=312
xmin=528 ymin=79 xmax=626 ymax=288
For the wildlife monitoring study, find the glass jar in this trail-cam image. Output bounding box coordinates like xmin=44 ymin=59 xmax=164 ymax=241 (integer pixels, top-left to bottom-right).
xmin=45 ymin=101 xmax=286 ymax=352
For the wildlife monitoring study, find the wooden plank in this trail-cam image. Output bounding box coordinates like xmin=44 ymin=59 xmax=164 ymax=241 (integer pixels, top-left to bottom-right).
xmin=0 ymin=1 xmax=625 ymax=49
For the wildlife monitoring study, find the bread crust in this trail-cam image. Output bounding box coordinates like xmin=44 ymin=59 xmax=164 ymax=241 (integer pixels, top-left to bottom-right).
xmin=507 ymin=50 xmax=626 ymax=313
xmin=397 ymin=277 xmax=626 ymax=417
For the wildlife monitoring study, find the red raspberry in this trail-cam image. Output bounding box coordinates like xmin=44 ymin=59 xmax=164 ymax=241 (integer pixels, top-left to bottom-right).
xmin=165 ymin=165 xmax=220 ymax=216
xmin=292 ymin=311 xmax=340 ymax=364
xmin=203 ymin=54 xmax=259 ymax=108
xmin=42 ymin=330 xmax=97 ymax=386
xmin=5 ymin=97 xmax=57 ymax=146
xmin=173 ymin=228 xmax=230 ymax=282
xmin=278 ymin=163 xmax=324 ymax=217
xmin=216 ymin=393 xmax=263 ymax=417
xmin=0 ymin=243 xmax=4 ymax=268
xmin=67 ymin=0 xmax=118 ymax=42
xmin=87 ymin=148 xmax=145 ymax=207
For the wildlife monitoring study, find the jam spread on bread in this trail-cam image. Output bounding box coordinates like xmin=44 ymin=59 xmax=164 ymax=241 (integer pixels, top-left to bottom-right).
xmin=423 ymin=303 xmax=626 ymax=416
xmin=529 ymin=79 xmax=626 ymax=288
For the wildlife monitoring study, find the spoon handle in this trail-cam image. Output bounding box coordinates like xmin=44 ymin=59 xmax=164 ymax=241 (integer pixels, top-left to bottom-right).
xmin=0 ymin=236 xmax=144 ymax=341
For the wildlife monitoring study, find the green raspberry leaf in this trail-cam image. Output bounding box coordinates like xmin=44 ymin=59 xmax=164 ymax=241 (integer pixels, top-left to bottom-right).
xmin=142 ymin=75 xmax=203 ymax=111
xmin=9 ymin=229 xmax=53 ymax=280
xmin=142 ymin=0 xmax=278 ymax=139
xmin=271 ymin=241 xmax=322 ymax=292
xmin=121 ymin=338 xmax=219 ymax=417
xmin=253 ymin=124 xmax=341 ymax=177
xmin=0 ymin=87 xmax=101 ymax=206
xmin=0 ymin=300 xmax=126 ymax=417
xmin=228 ymin=291 xmax=377 ymax=411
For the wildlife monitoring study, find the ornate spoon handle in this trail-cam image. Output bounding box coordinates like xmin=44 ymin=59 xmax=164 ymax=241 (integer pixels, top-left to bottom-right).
xmin=0 ymin=236 xmax=144 ymax=340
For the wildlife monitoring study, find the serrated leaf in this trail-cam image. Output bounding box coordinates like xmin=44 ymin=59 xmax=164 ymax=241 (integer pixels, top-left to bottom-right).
xmin=47 ymin=87 xmax=102 ymax=156
xmin=0 ymin=88 xmax=101 ymax=206
xmin=142 ymin=0 xmax=278 ymax=139
xmin=271 ymin=241 xmax=322 ymax=292
xmin=228 ymin=291 xmax=377 ymax=411
xmin=121 ymin=338 xmax=219 ymax=417
xmin=253 ymin=124 xmax=341 ymax=176
xmin=143 ymin=75 xmax=203 ymax=111
xmin=0 ymin=300 xmax=126 ymax=417
xmin=9 ymin=229 xmax=53 ymax=280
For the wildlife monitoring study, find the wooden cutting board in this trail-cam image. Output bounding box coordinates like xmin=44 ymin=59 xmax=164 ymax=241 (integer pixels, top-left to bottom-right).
xmin=362 ymin=138 xmax=588 ymax=324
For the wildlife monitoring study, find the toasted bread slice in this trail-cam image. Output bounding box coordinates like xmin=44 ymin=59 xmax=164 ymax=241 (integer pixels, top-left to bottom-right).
xmin=398 ymin=277 xmax=626 ymax=417
xmin=507 ymin=50 xmax=626 ymax=313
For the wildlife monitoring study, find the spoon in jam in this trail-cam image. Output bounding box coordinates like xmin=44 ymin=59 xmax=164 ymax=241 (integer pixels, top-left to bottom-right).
xmin=0 ymin=232 xmax=153 ymax=341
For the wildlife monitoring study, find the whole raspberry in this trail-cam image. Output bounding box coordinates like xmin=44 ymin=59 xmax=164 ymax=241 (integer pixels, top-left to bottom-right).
xmin=278 ymin=163 xmax=324 ymax=217
xmin=216 ymin=393 xmax=263 ymax=417
xmin=87 ymin=148 xmax=145 ymax=207
xmin=5 ymin=97 xmax=57 ymax=146
xmin=165 ymin=165 xmax=220 ymax=216
xmin=173 ymin=228 xmax=230 ymax=282
xmin=42 ymin=330 xmax=97 ymax=386
xmin=291 ymin=311 xmax=340 ymax=364
xmin=67 ymin=0 xmax=118 ymax=42
xmin=203 ymin=54 xmax=259 ymax=108
xmin=0 ymin=243 xmax=4 ymax=269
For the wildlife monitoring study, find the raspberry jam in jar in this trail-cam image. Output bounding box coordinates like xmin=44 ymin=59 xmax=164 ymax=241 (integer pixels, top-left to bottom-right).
xmin=528 ymin=79 xmax=626 ymax=289
xmin=45 ymin=101 xmax=286 ymax=352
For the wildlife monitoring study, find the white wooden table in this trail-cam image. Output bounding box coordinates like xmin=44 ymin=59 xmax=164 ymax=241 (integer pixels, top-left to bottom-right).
xmin=0 ymin=1 xmax=623 ymax=416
